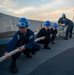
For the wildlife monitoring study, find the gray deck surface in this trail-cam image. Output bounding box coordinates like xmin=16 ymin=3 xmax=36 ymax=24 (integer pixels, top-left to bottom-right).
xmin=28 ymin=47 xmax=74 ymax=75
xmin=0 ymin=36 xmax=74 ymax=75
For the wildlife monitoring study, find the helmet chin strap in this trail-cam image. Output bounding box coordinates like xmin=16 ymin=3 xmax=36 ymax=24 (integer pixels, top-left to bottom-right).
xmin=23 ymin=28 xmax=28 ymax=35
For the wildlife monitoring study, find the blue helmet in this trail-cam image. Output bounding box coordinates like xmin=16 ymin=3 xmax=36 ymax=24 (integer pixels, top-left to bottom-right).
xmin=44 ymin=20 xmax=51 ymax=26
xmin=62 ymin=14 xmax=66 ymax=18
xmin=17 ymin=18 xmax=30 ymax=28
xmin=53 ymin=23 xmax=58 ymax=28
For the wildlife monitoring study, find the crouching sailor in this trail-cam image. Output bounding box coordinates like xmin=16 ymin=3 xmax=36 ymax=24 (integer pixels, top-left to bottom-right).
xmin=50 ymin=23 xmax=58 ymax=44
xmin=36 ymin=20 xmax=51 ymax=49
xmin=4 ymin=17 xmax=41 ymax=73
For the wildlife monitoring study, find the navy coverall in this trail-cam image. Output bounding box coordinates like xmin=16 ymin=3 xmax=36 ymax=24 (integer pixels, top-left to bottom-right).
xmin=64 ymin=18 xmax=73 ymax=37
xmin=6 ymin=29 xmax=41 ymax=61
xmin=50 ymin=28 xmax=57 ymax=43
xmin=58 ymin=17 xmax=64 ymax=24
xmin=36 ymin=28 xmax=51 ymax=47
xmin=58 ymin=18 xmax=74 ymax=38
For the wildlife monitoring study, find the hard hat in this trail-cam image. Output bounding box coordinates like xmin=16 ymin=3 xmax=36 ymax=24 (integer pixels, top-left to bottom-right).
xmin=62 ymin=14 xmax=66 ymax=18
xmin=53 ymin=23 xmax=58 ymax=28
xmin=17 ymin=18 xmax=30 ymax=28
xmin=44 ymin=20 xmax=51 ymax=26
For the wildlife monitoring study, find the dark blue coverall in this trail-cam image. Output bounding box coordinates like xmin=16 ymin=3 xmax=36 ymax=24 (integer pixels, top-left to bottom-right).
xmin=36 ymin=28 xmax=51 ymax=48
xmin=50 ymin=28 xmax=57 ymax=44
xmin=6 ymin=29 xmax=41 ymax=61
xmin=58 ymin=18 xmax=74 ymax=38
xmin=64 ymin=18 xmax=73 ymax=38
xmin=58 ymin=17 xmax=64 ymax=24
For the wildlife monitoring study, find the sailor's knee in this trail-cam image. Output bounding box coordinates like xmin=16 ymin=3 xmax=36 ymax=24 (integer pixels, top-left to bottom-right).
xmin=34 ymin=43 xmax=41 ymax=51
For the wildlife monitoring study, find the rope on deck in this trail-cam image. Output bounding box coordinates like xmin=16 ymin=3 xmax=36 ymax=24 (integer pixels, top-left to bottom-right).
xmin=57 ymin=24 xmax=67 ymax=37
xmin=0 ymin=36 xmax=45 ymax=62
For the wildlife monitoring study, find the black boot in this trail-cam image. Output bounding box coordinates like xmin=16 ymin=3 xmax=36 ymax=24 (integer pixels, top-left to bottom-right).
xmin=10 ymin=61 xmax=18 ymax=73
xmin=69 ymin=35 xmax=72 ymax=38
xmin=44 ymin=45 xmax=51 ymax=49
xmin=26 ymin=54 xmax=32 ymax=58
xmin=64 ymin=37 xmax=68 ymax=40
xmin=64 ymin=35 xmax=68 ymax=40
xmin=52 ymin=41 xmax=55 ymax=44
xmin=23 ymin=51 xmax=32 ymax=58
xmin=31 ymin=52 xmax=36 ymax=55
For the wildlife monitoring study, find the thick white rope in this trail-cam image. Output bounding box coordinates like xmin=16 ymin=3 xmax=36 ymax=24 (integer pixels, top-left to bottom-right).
xmin=58 ymin=24 xmax=65 ymax=26
xmin=57 ymin=24 xmax=67 ymax=37
xmin=0 ymin=36 xmax=45 ymax=62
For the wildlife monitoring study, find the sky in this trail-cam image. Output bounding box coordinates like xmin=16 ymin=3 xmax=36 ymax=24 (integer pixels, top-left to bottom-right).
xmin=0 ymin=0 xmax=74 ymax=22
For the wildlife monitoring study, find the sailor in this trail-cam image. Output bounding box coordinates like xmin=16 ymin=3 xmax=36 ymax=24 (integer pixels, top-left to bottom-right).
xmin=4 ymin=17 xmax=41 ymax=73
xmin=36 ymin=20 xmax=51 ymax=49
xmin=58 ymin=14 xmax=65 ymax=25
xmin=50 ymin=23 xmax=58 ymax=44
xmin=58 ymin=14 xmax=74 ymax=40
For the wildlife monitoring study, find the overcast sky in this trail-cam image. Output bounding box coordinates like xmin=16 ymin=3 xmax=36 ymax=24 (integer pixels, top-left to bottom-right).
xmin=0 ymin=0 xmax=74 ymax=22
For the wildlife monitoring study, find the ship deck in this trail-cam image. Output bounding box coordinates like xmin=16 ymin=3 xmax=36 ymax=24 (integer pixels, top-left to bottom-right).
xmin=0 ymin=35 xmax=74 ymax=75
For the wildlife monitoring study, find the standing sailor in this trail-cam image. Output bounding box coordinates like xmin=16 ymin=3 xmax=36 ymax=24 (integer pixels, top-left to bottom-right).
xmin=58 ymin=14 xmax=74 ymax=40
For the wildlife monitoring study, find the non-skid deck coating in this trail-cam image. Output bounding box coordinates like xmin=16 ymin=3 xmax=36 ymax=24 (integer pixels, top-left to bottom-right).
xmin=0 ymin=36 xmax=74 ymax=75
xmin=28 ymin=47 xmax=74 ymax=75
